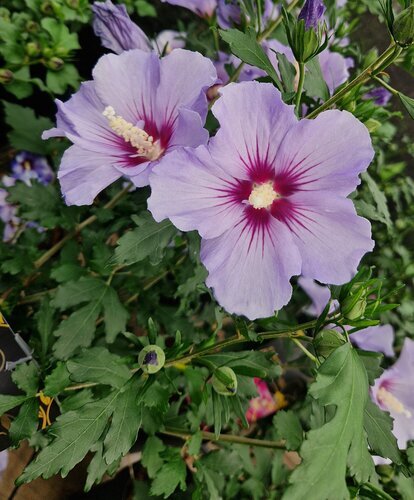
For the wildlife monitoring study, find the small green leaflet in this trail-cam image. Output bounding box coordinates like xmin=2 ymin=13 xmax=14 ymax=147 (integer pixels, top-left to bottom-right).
xmin=361 ymin=172 xmax=392 ymax=230
xmin=219 ymin=28 xmax=283 ymax=91
xmin=273 ymin=410 xmax=303 ymax=451
xmin=43 ymin=362 xmax=71 ymax=397
xmin=150 ymin=449 xmax=187 ymax=498
xmin=67 ymin=347 xmax=132 ymax=389
xmin=142 ymin=436 xmax=165 ymax=478
xmin=399 ymin=92 xmax=414 ymax=120
xmin=284 ymin=343 xmax=376 ymax=500
xmin=9 ymin=398 xmax=39 ymax=445
xmin=85 ymin=442 xmax=120 ymax=492
xmin=0 ymin=394 xmax=32 ymax=415
xmin=12 ymin=362 xmax=39 ymax=396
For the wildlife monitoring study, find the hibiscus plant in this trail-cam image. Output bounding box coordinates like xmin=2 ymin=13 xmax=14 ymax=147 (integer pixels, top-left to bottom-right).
xmin=1 ymin=0 xmax=414 ymax=497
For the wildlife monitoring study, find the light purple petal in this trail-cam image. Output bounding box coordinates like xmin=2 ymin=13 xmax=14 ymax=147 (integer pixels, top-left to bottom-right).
xmin=161 ymin=0 xmax=217 ymax=17
xmin=275 ymin=110 xmax=374 ymax=196
xmin=217 ymin=0 xmax=241 ymax=28
xmin=318 ymin=50 xmax=351 ymax=95
xmin=350 ymin=325 xmax=394 ymax=357
xmin=92 ymin=0 xmax=151 ymax=54
xmin=201 ymin=215 xmax=302 ymax=319
xmin=209 ymin=82 xmax=297 ymax=180
xmin=58 ymin=145 xmax=122 ymax=205
xmin=169 ymin=107 xmax=210 ymax=149
xmin=298 ymin=277 xmax=330 ymax=316
xmin=286 ymin=192 xmax=374 ymax=284
xmin=148 ymin=147 xmax=243 ymax=239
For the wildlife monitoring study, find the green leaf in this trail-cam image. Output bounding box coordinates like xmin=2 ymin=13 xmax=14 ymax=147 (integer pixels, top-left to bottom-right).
xmin=273 ymin=411 xmax=303 ymax=451
xmin=362 ymin=172 xmax=392 ymax=230
xmin=103 ymin=377 xmax=143 ymax=464
xmin=2 ymin=101 xmax=53 ymax=154
xmin=200 ymin=350 xmax=275 ymax=378
xmin=12 ymin=362 xmax=39 ymax=396
xmin=67 ymin=347 xmax=131 ymax=389
xmin=0 ymin=394 xmax=32 ymax=416
xmin=219 ymin=27 xmax=283 ymax=90
xmin=399 ymin=91 xmax=414 ymax=119
xmin=46 ymin=64 xmax=80 ymax=95
xmin=53 ymin=302 xmax=102 ymax=359
xmin=276 ymin=52 xmax=297 ymax=93
xmin=9 ymin=398 xmax=39 ymax=445
xmin=114 ymin=218 xmax=176 ymax=265
xmin=188 ymin=430 xmax=203 ymax=456
xmin=102 ymin=287 xmax=129 ymax=343
xmin=142 ymin=436 xmax=165 ymax=478
xmin=136 ymin=0 xmax=157 ymax=16
xmin=85 ymin=442 xmax=120 ymax=492
xmin=36 ymin=299 xmax=55 ymax=362
xmin=285 ymin=343 xmax=375 ymax=500
xmin=303 ymin=57 xmax=329 ymax=101
xmin=52 ymin=278 xmax=107 ymax=310
xmin=150 ymin=450 xmax=187 ymax=498
xmin=44 ymin=362 xmax=71 ymax=397
xmin=364 ymin=399 xmax=402 ymax=464
xmin=17 ymin=391 xmax=119 ymax=483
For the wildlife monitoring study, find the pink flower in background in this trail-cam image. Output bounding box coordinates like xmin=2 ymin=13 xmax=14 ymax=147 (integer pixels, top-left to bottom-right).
xmin=149 ymin=82 xmax=374 ymax=319
xmin=246 ymin=378 xmax=282 ymax=423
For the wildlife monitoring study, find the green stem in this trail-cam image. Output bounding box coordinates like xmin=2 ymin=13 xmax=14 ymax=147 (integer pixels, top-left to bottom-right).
xmin=295 ymin=61 xmax=305 ymax=116
xmin=256 ymin=0 xmax=262 ymax=34
xmin=161 ymin=427 xmax=285 ymax=449
xmin=291 ymin=337 xmax=318 ymax=364
xmin=372 ymin=75 xmax=399 ymax=96
xmin=306 ymin=43 xmax=399 ymax=119
xmin=33 ymin=183 xmax=132 ymax=270
xmin=362 ymin=483 xmax=395 ymax=500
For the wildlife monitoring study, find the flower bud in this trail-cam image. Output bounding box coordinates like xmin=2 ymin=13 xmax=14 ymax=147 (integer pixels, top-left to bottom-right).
xmin=212 ymin=367 xmax=238 ymax=396
xmin=341 ymin=284 xmax=367 ymax=320
xmin=46 ymin=57 xmax=64 ymax=71
xmin=55 ymin=46 xmax=69 ymax=57
xmin=26 ymin=42 xmax=41 ymax=57
xmin=0 ymin=69 xmax=14 ymax=85
xmin=40 ymin=1 xmax=53 ymax=14
xmin=138 ymin=345 xmax=165 ymax=374
xmin=66 ymin=0 xmax=80 ymax=8
xmin=26 ymin=20 xmax=39 ymax=33
xmin=314 ymin=329 xmax=346 ymax=359
xmin=298 ymin=0 xmax=326 ymax=30
xmin=393 ymin=5 xmax=414 ymax=47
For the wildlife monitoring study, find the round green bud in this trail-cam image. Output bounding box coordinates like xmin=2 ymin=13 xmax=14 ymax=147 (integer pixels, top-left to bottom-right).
xmin=26 ymin=20 xmax=39 ymax=33
xmin=342 ymin=284 xmax=367 ymax=321
xmin=0 ymin=69 xmax=13 ymax=85
xmin=314 ymin=329 xmax=346 ymax=359
xmin=138 ymin=345 xmax=165 ymax=374
xmin=212 ymin=367 xmax=238 ymax=396
xmin=46 ymin=57 xmax=64 ymax=71
xmin=40 ymin=1 xmax=53 ymax=14
xmin=393 ymin=5 xmax=414 ymax=47
xmin=26 ymin=42 xmax=40 ymax=57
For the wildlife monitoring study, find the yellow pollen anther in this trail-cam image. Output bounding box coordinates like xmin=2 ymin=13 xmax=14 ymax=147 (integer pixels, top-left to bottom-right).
xmin=377 ymin=387 xmax=412 ymax=418
xmin=103 ymin=106 xmax=162 ymax=161
xmin=248 ymin=181 xmax=279 ymax=209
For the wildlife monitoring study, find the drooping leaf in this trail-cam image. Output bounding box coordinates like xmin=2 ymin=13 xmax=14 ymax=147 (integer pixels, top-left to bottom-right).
xmin=284 ymin=343 xmax=376 ymax=500
xmin=67 ymin=347 xmax=131 ymax=389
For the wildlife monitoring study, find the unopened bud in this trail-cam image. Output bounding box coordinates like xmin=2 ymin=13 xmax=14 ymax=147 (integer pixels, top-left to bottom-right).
xmin=40 ymin=1 xmax=53 ymax=14
xmin=212 ymin=367 xmax=238 ymax=396
xmin=55 ymin=46 xmax=69 ymax=57
xmin=66 ymin=0 xmax=80 ymax=8
xmin=26 ymin=42 xmax=40 ymax=57
xmin=26 ymin=20 xmax=39 ymax=33
xmin=314 ymin=329 xmax=346 ymax=359
xmin=393 ymin=5 xmax=414 ymax=47
xmin=0 ymin=69 xmax=13 ymax=84
xmin=138 ymin=345 xmax=165 ymax=374
xmin=342 ymin=284 xmax=367 ymax=320
xmin=46 ymin=57 xmax=64 ymax=71
xmin=298 ymin=0 xmax=326 ymax=30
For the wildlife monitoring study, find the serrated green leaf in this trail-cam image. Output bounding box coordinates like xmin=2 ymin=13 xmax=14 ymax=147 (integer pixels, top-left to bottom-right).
xmin=188 ymin=430 xmax=203 ymax=456
xmin=284 ymin=343 xmax=376 ymax=500
xmin=85 ymin=442 xmax=120 ymax=492
xmin=44 ymin=362 xmax=71 ymax=397
xmin=142 ymin=436 xmax=165 ymax=478
xmin=17 ymin=391 xmax=119 ymax=484
xmin=0 ymin=394 xmax=33 ymax=417
xmin=36 ymin=298 xmax=55 ymax=363
xmin=362 ymin=172 xmax=392 ymax=230
xmin=53 ymin=301 xmax=103 ymax=359
xmin=12 ymin=362 xmax=39 ymax=396
xmin=52 ymin=278 xmax=107 ymax=310
xmin=102 ymin=287 xmax=129 ymax=343
xmin=219 ymin=28 xmax=283 ymax=90
xmin=67 ymin=347 xmax=131 ymax=389
xmin=114 ymin=218 xmax=176 ymax=265
xmin=150 ymin=450 xmax=187 ymax=498
xmin=103 ymin=377 xmax=143 ymax=464
xmin=364 ymin=399 xmax=402 ymax=464
xmin=9 ymin=398 xmax=39 ymax=445
xmin=2 ymin=101 xmax=53 ymax=154
xmin=274 ymin=411 xmax=303 ymax=451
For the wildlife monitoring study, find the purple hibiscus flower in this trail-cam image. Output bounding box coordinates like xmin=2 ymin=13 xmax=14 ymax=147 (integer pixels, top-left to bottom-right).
xmin=92 ymin=0 xmax=151 ymax=53
xmin=148 ymin=82 xmax=374 ymax=319
xmin=161 ymin=0 xmax=217 ymax=18
xmin=43 ymin=49 xmax=217 ymax=206
xmin=372 ymin=339 xmax=414 ymax=448
xmin=11 ymin=151 xmax=54 ymax=186
xmin=217 ymin=0 xmax=278 ymax=30
xmin=299 ymin=277 xmax=395 ymax=356
xmin=299 ymin=0 xmax=326 ymax=30
xmin=364 ymin=87 xmax=392 ymax=106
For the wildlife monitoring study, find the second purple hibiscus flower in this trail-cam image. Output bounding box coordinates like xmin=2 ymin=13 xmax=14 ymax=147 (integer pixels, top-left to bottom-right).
xmin=149 ymin=81 xmax=375 ymax=319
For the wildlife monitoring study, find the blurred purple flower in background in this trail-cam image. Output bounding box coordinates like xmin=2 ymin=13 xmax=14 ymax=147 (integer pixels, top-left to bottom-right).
xmin=11 ymin=151 xmax=54 ymax=186
xmin=217 ymin=0 xmax=278 ymax=29
xmin=92 ymin=0 xmax=151 ymax=53
xmin=162 ymin=0 xmax=217 ymax=18
xmin=152 ymin=30 xmax=186 ymax=54
xmin=364 ymin=87 xmax=392 ymax=106
xmin=43 ymin=49 xmax=217 ymax=205
xmin=372 ymin=339 xmax=414 ymax=448
xmin=299 ymin=0 xmax=326 ymax=30
xmin=149 ymin=82 xmax=374 ymax=319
